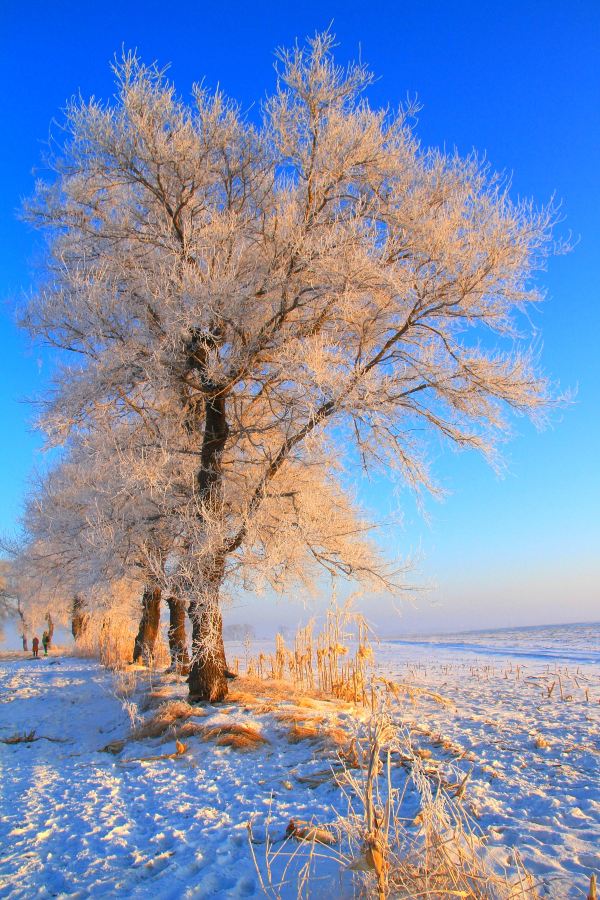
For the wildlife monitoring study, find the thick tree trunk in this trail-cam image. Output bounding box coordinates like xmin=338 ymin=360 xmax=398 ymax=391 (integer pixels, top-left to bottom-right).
xmin=188 ymin=551 xmax=229 ymax=701
xmin=188 ymin=598 xmax=228 ymax=702
xmin=71 ymin=595 xmax=88 ymax=641
xmin=166 ymin=596 xmax=190 ymax=674
xmin=132 ymin=585 xmax=162 ymax=664
xmin=186 ymin=380 xmax=231 ymax=701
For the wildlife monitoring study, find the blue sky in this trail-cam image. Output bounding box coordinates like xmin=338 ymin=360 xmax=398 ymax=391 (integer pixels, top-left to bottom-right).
xmin=1 ymin=0 xmax=598 ymax=632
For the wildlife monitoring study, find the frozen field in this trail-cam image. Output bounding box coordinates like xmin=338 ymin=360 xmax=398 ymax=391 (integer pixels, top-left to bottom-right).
xmin=0 ymin=625 xmax=598 ymax=898
xmin=375 ymin=630 xmax=600 ymax=896
xmin=385 ymin=622 xmax=600 ymax=666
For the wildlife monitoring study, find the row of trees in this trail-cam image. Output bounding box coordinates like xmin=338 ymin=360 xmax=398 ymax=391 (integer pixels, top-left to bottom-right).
xmin=8 ymin=33 xmax=559 ymax=699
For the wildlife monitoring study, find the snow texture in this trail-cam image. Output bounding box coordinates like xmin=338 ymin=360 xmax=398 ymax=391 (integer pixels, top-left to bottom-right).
xmin=1 ymin=629 xmax=599 ymax=898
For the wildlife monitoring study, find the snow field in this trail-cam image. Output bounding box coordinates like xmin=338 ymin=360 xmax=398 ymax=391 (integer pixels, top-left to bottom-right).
xmin=0 ymin=657 xmax=362 ymax=898
xmin=1 ymin=646 xmax=598 ymax=898
xmin=376 ymin=642 xmax=600 ymax=897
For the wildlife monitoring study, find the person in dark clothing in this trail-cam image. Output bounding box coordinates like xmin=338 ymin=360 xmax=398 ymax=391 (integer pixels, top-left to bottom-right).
xmin=32 ymin=636 xmax=40 ymax=658
xmin=42 ymin=631 xmax=49 ymax=656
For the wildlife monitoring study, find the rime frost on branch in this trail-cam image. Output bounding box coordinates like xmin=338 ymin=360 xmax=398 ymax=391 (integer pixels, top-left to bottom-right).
xmin=13 ymin=33 xmax=562 ymax=695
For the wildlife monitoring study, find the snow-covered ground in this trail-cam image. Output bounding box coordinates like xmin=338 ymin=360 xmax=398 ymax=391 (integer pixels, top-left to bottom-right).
xmin=0 ymin=635 xmax=598 ymax=898
xmin=375 ymin=640 xmax=600 ymax=896
xmin=0 ymin=654 xmax=359 ymax=898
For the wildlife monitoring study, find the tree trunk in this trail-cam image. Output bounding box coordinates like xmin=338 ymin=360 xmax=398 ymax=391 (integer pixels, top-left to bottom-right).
xmin=186 ymin=382 xmax=231 ymax=701
xmin=166 ymin=596 xmax=190 ymax=674
xmin=16 ymin=598 xmax=28 ymax=646
xmin=45 ymin=612 xmax=54 ymax=646
xmin=132 ymin=585 xmax=162 ymax=664
xmin=71 ymin=595 xmax=88 ymax=641
xmin=188 ymin=597 xmax=228 ymax=702
xmin=188 ymin=550 xmax=228 ymax=701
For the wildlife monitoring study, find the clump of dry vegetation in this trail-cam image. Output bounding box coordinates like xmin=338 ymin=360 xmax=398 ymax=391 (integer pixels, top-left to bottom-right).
xmin=140 ymin=686 xmax=177 ymax=710
xmin=113 ymin=669 xmax=138 ymax=698
xmin=1 ymin=730 xmax=38 ymax=744
xmin=201 ymin=723 xmax=269 ymax=750
xmin=253 ymin=708 xmax=539 ymax=899
xmin=247 ymin=600 xmax=375 ymax=703
xmin=75 ymin=613 xmax=136 ymax=669
xmin=338 ymin=714 xmax=539 ymax=899
xmin=131 ymin=699 xmax=206 ymax=741
xmin=1 ymin=730 xmax=67 ymax=746
xmin=286 ymin=819 xmax=337 ymax=847
xmin=286 ymin=723 xmax=322 ymax=744
xmin=71 ymin=589 xmax=171 ymax=674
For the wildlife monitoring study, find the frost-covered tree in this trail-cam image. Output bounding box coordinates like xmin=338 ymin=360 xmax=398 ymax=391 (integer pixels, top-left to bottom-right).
xmin=22 ymin=34 xmax=559 ymax=700
xmin=0 ymin=561 xmax=13 ymax=631
xmin=6 ymin=450 xmax=133 ymax=645
xmin=9 ymin=432 xmax=189 ymax=667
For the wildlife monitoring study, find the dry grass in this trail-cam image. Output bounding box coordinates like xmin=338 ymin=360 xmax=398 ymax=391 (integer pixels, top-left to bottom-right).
xmin=139 ymin=687 xmax=177 ymax=711
xmin=246 ymin=599 xmax=375 ymax=704
xmin=74 ymin=608 xmax=137 ymax=669
xmin=274 ymin=709 xmax=326 ymax=726
xmin=376 ymin=676 xmax=455 ymax=708
xmin=253 ymin=710 xmax=540 ymax=899
xmin=1 ymin=730 xmax=38 ymax=744
xmin=227 ymin=690 xmax=261 ymax=707
xmin=287 ymin=723 xmax=321 ymax=744
xmin=131 ymin=699 xmax=205 ymax=741
xmin=285 ymin=719 xmax=353 ymax=758
xmin=169 ymin=721 xmax=207 ymax=740
xmin=101 ymin=739 xmax=126 ymax=754
xmin=327 ymin=727 xmax=351 ymax=748
xmin=108 ymin=709 xmax=261 ymax=752
xmin=296 ymin=696 xmax=334 ymax=709
xmin=336 ymin=713 xmax=538 ymax=900
xmin=113 ymin=669 xmax=138 ymax=698
xmin=250 ymin=702 xmax=278 ymax=715
xmin=234 ymin=675 xmax=318 ymax=703
xmin=286 ymin=819 xmax=337 ymax=846
xmin=1 ymin=730 xmax=68 ymax=746
xmin=74 ymin=601 xmax=171 ymax=673
xmin=201 ymin=723 xmax=269 ymax=750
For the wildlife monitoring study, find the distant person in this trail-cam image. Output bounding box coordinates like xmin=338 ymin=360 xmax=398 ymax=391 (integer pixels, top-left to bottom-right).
xmin=22 ymin=635 xmax=28 ymax=652
xmin=42 ymin=631 xmax=49 ymax=656
xmin=32 ymin=636 xmax=40 ymax=658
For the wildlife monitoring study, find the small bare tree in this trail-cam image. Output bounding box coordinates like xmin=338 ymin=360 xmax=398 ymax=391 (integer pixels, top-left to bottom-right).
xmin=22 ymin=33 xmax=560 ymax=700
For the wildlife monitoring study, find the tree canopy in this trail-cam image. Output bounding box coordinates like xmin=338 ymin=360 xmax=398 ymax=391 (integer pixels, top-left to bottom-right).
xmin=18 ymin=33 xmax=559 ymax=699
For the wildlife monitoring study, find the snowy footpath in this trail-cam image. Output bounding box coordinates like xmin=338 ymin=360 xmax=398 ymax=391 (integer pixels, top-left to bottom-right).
xmin=1 ymin=657 xmax=264 ymax=898
xmin=0 ymin=656 xmax=354 ymax=899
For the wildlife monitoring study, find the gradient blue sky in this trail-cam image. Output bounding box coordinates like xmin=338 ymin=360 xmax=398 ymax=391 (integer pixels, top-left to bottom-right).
xmin=1 ymin=1 xmax=598 ymax=633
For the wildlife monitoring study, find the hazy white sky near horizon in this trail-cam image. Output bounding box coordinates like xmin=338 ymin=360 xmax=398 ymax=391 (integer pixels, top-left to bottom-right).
xmin=225 ymin=559 xmax=600 ymax=638
xmin=227 ymin=432 xmax=600 ymax=635
xmin=226 ymin=455 xmax=600 ymax=636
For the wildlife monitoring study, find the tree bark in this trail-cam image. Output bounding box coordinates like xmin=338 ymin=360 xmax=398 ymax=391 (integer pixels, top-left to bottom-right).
xmin=71 ymin=595 xmax=88 ymax=641
xmin=132 ymin=585 xmax=162 ymax=664
xmin=188 ymin=594 xmax=228 ymax=702
xmin=45 ymin=612 xmax=54 ymax=646
xmin=187 ymin=549 xmax=229 ymax=701
xmin=166 ymin=595 xmax=190 ymax=674
xmin=16 ymin=597 xmax=28 ymax=646
xmin=187 ymin=383 xmax=231 ymax=701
